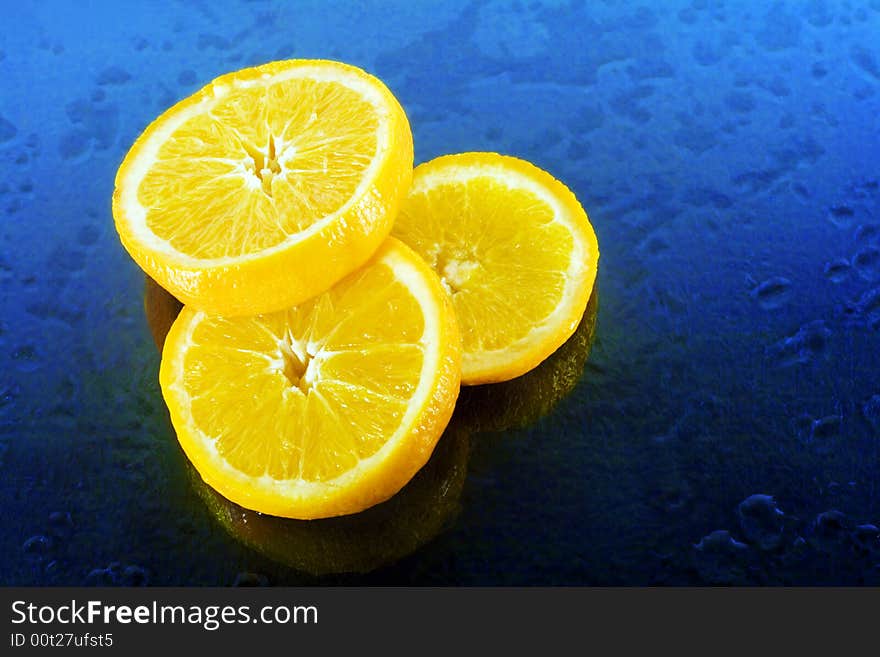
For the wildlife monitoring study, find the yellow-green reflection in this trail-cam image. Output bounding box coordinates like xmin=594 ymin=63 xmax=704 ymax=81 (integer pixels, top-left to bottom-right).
xmin=456 ymin=285 xmax=598 ymax=434
xmin=144 ymin=275 xmax=469 ymax=575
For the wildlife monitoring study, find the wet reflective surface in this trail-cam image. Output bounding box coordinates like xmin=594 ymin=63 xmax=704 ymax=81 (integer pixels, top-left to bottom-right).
xmin=2 ymin=1 xmax=880 ymax=585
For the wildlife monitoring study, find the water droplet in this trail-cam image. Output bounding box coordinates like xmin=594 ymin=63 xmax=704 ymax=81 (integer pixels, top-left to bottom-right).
xmin=751 ymin=276 xmax=792 ymax=309
xmin=59 ymin=131 xmax=90 ymax=160
xmin=77 ymin=224 xmax=101 ymax=246
xmin=766 ymin=320 xmax=831 ymax=368
xmin=737 ymin=494 xmax=785 ymax=550
xmin=856 ymin=223 xmax=880 ymax=245
xmin=85 ymin=568 xmax=116 ymax=586
xmin=811 ymin=415 xmax=842 ymax=440
xmin=12 ymin=345 xmax=40 ymax=372
xmin=96 ymin=66 xmax=131 ymax=85
xmin=22 ymin=535 xmax=51 ymax=557
xmin=827 ymin=204 xmax=856 ymax=228
xmin=847 ymin=288 xmax=880 ymax=329
xmin=851 ymin=524 xmax=880 ymax=557
xmin=853 ymin=246 xmax=880 ymax=281
xmin=824 ymin=258 xmax=850 ymax=282
xmin=693 ymin=530 xmax=750 ymax=584
xmin=811 ymin=510 xmax=848 ymax=552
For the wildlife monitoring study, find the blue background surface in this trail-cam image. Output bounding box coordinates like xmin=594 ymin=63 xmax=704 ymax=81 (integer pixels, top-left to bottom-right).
xmin=2 ymin=0 xmax=880 ymax=585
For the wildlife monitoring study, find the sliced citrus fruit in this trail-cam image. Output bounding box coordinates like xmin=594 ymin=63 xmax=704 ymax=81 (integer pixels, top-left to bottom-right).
xmin=114 ymin=59 xmax=413 ymax=316
xmin=392 ymin=152 xmax=599 ymax=385
xmin=159 ymin=238 xmax=460 ymax=519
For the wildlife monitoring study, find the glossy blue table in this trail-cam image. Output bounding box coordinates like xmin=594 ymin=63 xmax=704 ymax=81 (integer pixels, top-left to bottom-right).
xmin=2 ymin=0 xmax=879 ymax=585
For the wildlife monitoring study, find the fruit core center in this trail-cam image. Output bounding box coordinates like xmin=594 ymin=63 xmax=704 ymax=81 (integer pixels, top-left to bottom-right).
xmin=243 ymin=134 xmax=283 ymax=196
xmin=438 ymin=256 xmax=478 ymax=294
xmin=280 ymin=342 xmax=315 ymax=394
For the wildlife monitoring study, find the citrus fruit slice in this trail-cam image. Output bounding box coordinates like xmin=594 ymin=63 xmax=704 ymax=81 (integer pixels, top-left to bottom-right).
xmin=114 ymin=59 xmax=413 ymax=316
xmin=146 ymin=277 xmax=467 ymax=572
xmin=159 ymin=238 xmax=461 ymax=519
xmin=392 ymin=152 xmax=599 ymax=385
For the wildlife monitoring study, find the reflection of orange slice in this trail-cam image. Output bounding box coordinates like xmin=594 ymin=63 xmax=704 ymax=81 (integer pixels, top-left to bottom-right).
xmin=159 ymin=239 xmax=461 ymax=519
xmin=114 ymin=60 xmax=413 ymax=316
xmin=190 ymin=420 xmax=469 ymax=576
xmin=393 ymin=152 xmax=599 ymax=384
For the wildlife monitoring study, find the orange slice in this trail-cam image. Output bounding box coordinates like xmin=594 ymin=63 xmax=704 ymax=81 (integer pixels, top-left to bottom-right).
xmin=392 ymin=152 xmax=599 ymax=384
xmin=113 ymin=59 xmax=413 ymax=316
xmin=159 ymin=238 xmax=460 ymax=519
